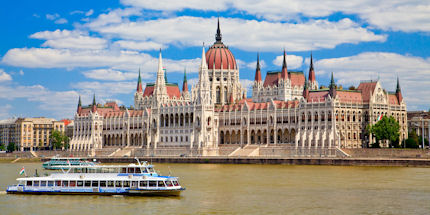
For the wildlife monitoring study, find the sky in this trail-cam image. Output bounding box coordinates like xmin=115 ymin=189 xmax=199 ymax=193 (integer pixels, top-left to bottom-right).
xmin=0 ymin=0 xmax=429 ymax=119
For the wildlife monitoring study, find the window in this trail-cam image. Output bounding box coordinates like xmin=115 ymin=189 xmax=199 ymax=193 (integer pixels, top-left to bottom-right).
xmin=100 ymin=181 xmax=106 ymax=187
xmin=85 ymin=181 xmax=91 ymax=187
xmin=173 ymin=181 xmax=179 ymax=186
xmin=123 ymin=181 xmax=130 ymax=187
xmin=70 ymin=181 xmax=76 ymax=187
xmin=41 ymin=181 xmax=46 ymax=186
xmin=92 ymin=181 xmax=98 ymax=187
xmin=149 ymin=181 xmax=157 ymax=187
xmin=108 ymin=181 xmax=114 ymax=187
xmin=77 ymin=181 xmax=84 ymax=187
xmin=56 ymin=180 xmax=61 ymax=186
xmin=115 ymin=181 xmax=122 ymax=188
xmin=48 ymin=181 xmax=54 ymax=187
xmin=26 ymin=181 xmax=32 ymax=186
xmin=62 ymin=181 xmax=68 ymax=187
xmin=140 ymin=181 xmax=148 ymax=187
xmin=165 ymin=181 xmax=173 ymax=187
xmin=34 ymin=181 xmax=40 ymax=186
xmin=158 ymin=181 xmax=165 ymax=187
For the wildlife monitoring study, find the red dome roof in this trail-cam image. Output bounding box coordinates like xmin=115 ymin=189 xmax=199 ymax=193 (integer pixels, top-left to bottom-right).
xmin=206 ymin=43 xmax=237 ymax=70
xmin=205 ymin=18 xmax=237 ymax=70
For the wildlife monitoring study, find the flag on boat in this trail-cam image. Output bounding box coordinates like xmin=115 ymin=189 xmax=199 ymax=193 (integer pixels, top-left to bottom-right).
xmin=377 ymin=114 xmax=384 ymax=121
xmin=19 ymin=167 xmax=25 ymax=175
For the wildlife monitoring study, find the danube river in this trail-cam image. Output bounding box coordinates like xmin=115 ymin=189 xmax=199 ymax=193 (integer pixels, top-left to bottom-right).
xmin=1 ymin=162 xmax=429 ymax=214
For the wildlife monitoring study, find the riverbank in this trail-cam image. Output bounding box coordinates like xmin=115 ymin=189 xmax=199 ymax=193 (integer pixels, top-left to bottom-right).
xmin=0 ymin=157 xmax=41 ymax=163
xmin=34 ymin=156 xmax=430 ymax=167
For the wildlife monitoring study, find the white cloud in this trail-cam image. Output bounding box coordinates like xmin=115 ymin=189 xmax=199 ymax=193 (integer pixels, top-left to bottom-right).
xmin=86 ymin=8 xmax=141 ymax=29
xmin=82 ymin=68 xmax=147 ymax=81
xmin=0 ymin=69 xmax=12 ymax=82
xmin=240 ymin=79 xmax=254 ymax=93
xmin=272 ymin=54 xmax=303 ymax=69
xmin=315 ymin=52 xmax=430 ymax=110
xmin=55 ymin=18 xmax=68 ymax=24
xmin=30 ymin=29 xmax=107 ymax=50
xmin=46 ymin=13 xmax=59 ymax=20
xmin=120 ymin=0 xmax=430 ymax=32
xmin=85 ymin=9 xmax=94 ymax=17
xmin=0 ymin=104 xmax=12 ymax=119
xmin=19 ymin=70 xmax=24 ymax=76
xmin=71 ymin=81 xmax=136 ymax=98
xmin=89 ymin=16 xmax=385 ymax=52
xmin=113 ymin=40 xmax=165 ymax=51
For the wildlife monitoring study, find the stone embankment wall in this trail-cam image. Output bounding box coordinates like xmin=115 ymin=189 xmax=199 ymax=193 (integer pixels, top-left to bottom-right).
xmin=343 ymin=148 xmax=430 ymax=158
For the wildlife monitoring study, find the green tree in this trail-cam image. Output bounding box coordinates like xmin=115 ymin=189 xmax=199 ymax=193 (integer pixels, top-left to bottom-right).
xmin=368 ymin=116 xmax=400 ymax=148
xmin=405 ymin=130 xmax=419 ymax=148
xmin=50 ymin=130 xmax=68 ymax=150
xmin=7 ymin=142 xmax=15 ymax=152
xmin=0 ymin=143 xmax=5 ymax=151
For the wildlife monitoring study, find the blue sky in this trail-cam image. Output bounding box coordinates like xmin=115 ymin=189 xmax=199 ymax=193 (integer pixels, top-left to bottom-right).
xmin=0 ymin=0 xmax=429 ymax=119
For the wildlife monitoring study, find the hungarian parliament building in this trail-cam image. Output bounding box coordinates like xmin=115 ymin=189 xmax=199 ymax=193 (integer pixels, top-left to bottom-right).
xmin=69 ymin=21 xmax=408 ymax=156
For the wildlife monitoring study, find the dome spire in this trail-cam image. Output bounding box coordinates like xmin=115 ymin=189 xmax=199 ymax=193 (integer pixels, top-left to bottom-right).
xmin=215 ymin=17 xmax=222 ymax=43
xmin=281 ymin=49 xmax=288 ymax=80
xmin=308 ymin=52 xmax=315 ymax=82
xmin=136 ymin=68 xmax=143 ymax=92
xmin=254 ymin=52 xmax=262 ymax=82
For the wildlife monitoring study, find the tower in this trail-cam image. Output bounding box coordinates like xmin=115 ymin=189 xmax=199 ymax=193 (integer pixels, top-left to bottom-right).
xmin=182 ymin=68 xmax=190 ymax=100
xmin=396 ymin=76 xmax=403 ymax=103
xmin=252 ymin=53 xmax=263 ymax=102
xmin=308 ymin=53 xmax=319 ymax=90
xmin=153 ymin=49 xmax=168 ymax=104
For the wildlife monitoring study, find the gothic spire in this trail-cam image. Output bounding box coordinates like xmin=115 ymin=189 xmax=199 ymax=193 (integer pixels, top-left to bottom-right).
xmin=255 ymin=53 xmax=262 ymax=82
xmin=303 ymin=76 xmax=309 ymax=99
xmin=92 ymin=93 xmax=96 ymax=106
xmin=396 ymin=76 xmax=403 ymax=103
xmin=396 ymin=76 xmax=401 ymax=93
xmin=91 ymin=93 xmax=97 ymax=112
xmin=136 ymin=68 xmax=143 ymax=92
xmin=182 ymin=68 xmax=188 ymax=92
xmin=329 ymin=72 xmax=335 ymax=89
xmin=78 ymin=95 xmax=82 ymax=107
xmin=281 ymin=49 xmax=288 ymax=80
xmin=308 ymin=52 xmax=316 ymax=82
xmin=215 ymin=17 xmax=222 ymax=43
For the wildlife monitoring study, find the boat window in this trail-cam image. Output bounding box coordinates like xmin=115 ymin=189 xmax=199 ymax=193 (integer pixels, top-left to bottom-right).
xmin=173 ymin=180 xmax=179 ymax=186
xmin=121 ymin=168 xmax=127 ymax=173
xmin=77 ymin=181 xmax=84 ymax=187
xmin=142 ymin=168 xmax=148 ymax=173
xmin=100 ymin=181 xmax=106 ymax=187
xmin=135 ymin=168 xmax=141 ymax=173
xmin=92 ymin=181 xmax=99 ymax=187
xmin=96 ymin=168 xmax=102 ymax=173
xmin=158 ymin=181 xmax=165 ymax=187
xmin=108 ymin=181 xmax=114 ymax=187
xmin=139 ymin=181 xmax=148 ymax=187
xmin=115 ymin=181 xmax=121 ymax=188
xmin=41 ymin=181 xmax=47 ymax=186
xmin=147 ymin=167 xmax=154 ymax=173
xmin=48 ymin=181 xmax=54 ymax=187
xmin=85 ymin=181 xmax=91 ymax=187
xmin=123 ymin=181 xmax=130 ymax=187
xmin=26 ymin=181 xmax=32 ymax=186
xmin=62 ymin=181 xmax=69 ymax=187
xmin=128 ymin=168 xmax=135 ymax=173
xmin=34 ymin=181 xmax=40 ymax=186
xmin=132 ymin=181 xmax=138 ymax=187
xmin=56 ymin=180 xmax=61 ymax=186
xmin=70 ymin=181 xmax=77 ymax=187
xmin=149 ymin=181 xmax=156 ymax=187
xmin=165 ymin=181 xmax=173 ymax=187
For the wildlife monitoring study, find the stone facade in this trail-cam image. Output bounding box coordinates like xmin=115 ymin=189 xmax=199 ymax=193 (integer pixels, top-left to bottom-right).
xmin=70 ymin=21 xmax=408 ymax=155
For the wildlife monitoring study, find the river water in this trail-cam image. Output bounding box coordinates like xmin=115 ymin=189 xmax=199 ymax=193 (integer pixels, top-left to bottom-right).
xmin=0 ymin=163 xmax=429 ymax=215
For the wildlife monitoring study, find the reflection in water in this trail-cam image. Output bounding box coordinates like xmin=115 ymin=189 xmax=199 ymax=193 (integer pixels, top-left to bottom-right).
xmin=1 ymin=163 xmax=430 ymax=214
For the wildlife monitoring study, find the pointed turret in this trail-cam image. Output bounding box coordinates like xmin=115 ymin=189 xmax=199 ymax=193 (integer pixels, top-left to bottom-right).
xmin=136 ymin=68 xmax=143 ymax=93
xmin=396 ymin=76 xmax=403 ymax=103
xmin=308 ymin=53 xmax=316 ymax=82
xmin=154 ymin=49 xmax=167 ymax=101
xmin=164 ymin=68 xmax=168 ymax=83
xmin=303 ymin=76 xmax=309 ymax=100
xmin=91 ymin=94 xmax=97 ymax=113
xmin=182 ymin=68 xmax=188 ymax=92
xmin=77 ymin=95 xmax=82 ymax=113
xmin=254 ymin=53 xmax=262 ymax=82
xmin=281 ymin=50 xmax=288 ymax=80
xmin=215 ymin=17 xmax=222 ymax=43
xmin=329 ymin=72 xmax=336 ymax=98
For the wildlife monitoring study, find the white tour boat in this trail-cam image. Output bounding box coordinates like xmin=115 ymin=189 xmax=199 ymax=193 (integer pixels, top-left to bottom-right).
xmin=7 ymin=160 xmax=185 ymax=196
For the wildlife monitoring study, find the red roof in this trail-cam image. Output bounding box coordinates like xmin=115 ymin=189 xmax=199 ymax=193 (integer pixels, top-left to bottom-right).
xmin=388 ymin=94 xmax=399 ymax=105
xmin=357 ymin=82 xmax=377 ymax=102
xmin=60 ymin=119 xmax=72 ymax=126
xmin=206 ymin=43 xmax=237 ymax=70
xmin=263 ymin=71 xmax=305 ymax=87
xmin=78 ymin=102 xmax=144 ymax=118
xmin=307 ymin=91 xmax=329 ymax=102
xmin=336 ymin=91 xmax=363 ymax=103
xmin=216 ymin=99 xmax=299 ymax=112
xmin=142 ymin=84 xmax=181 ymax=99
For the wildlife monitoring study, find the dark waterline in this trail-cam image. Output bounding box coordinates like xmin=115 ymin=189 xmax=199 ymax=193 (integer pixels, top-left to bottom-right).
xmin=1 ymin=163 xmax=430 ymax=215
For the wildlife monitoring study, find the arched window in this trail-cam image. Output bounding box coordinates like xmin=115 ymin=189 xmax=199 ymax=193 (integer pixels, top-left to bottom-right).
xmin=224 ymin=87 xmax=228 ymax=103
xmin=216 ymin=87 xmax=221 ymax=104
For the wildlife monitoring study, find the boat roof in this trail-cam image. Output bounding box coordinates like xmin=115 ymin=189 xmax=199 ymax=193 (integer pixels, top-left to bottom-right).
xmin=52 ymin=163 xmax=154 ymax=169
xmin=49 ymin=157 xmax=87 ymax=160
xmin=16 ymin=174 xmax=177 ymax=181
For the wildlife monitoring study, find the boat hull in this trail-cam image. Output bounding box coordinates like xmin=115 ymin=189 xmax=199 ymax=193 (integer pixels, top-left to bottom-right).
xmin=6 ymin=187 xmax=184 ymax=197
